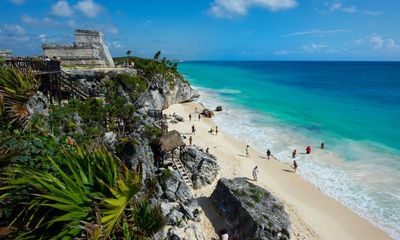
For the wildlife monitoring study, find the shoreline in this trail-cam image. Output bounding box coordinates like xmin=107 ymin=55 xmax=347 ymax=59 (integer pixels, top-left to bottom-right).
xmin=164 ymin=101 xmax=392 ymax=240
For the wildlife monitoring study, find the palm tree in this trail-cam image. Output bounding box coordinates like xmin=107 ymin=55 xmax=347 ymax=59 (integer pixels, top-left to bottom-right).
xmin=153 ymin=51 xmax=161 ymax=61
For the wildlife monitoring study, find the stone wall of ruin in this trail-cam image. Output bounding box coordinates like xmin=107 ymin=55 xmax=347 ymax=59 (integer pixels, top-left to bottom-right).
xmin=42 ymin=30 xmax=115 ymax=68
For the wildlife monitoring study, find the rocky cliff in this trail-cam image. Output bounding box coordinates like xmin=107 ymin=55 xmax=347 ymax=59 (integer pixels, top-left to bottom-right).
xmin=137 ymin=73 xmax=199 ymax=111
xmin=211 ymin=178 xmax=291 ymax=240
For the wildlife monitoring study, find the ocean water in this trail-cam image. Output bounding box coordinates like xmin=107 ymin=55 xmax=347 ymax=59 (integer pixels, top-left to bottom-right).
xmin=178 ymin=61 xmax=400 ymax=239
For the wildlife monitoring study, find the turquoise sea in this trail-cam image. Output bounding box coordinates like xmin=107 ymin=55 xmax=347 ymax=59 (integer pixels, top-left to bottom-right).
xmin=178 ymin=61 xmax=400 ymax=239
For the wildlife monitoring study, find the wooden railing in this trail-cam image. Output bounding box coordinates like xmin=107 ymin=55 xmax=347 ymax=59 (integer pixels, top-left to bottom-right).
xmin=4 ymin=59 xmax=61 ymax=74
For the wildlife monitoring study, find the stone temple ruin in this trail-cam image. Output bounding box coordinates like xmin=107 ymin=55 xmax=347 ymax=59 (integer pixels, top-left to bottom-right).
xmin=0 ymin=49 xmax=12 ymax=59
xmin=42 ymin=29 xmax=115 ymax=68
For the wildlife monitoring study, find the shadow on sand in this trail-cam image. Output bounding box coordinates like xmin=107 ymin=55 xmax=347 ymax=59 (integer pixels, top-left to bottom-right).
xmin=196 ymin=196 xmax=229 ymax=238
xmin=282 ymin=169 xmax=295 ymax=173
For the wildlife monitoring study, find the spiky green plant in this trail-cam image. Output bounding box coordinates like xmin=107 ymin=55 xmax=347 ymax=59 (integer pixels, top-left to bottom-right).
xmin=0 ymin=146 xmax=142 ymax=239
xmin=131 ymin=201 xmax=166 ymax=237
xmin=0 ymin=67 xmax=39 ymax=126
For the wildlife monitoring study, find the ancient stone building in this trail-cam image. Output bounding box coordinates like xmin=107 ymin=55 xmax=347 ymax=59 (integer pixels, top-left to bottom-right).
xmin=42 ymin=29 xmax=115 ymax=67
xmin=0 ymin=49 xmax=12 ymax=59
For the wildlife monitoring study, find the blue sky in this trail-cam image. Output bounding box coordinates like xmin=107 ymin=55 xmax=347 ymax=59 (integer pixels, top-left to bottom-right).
xmin=0 ymin=0 xmax=399 ymax=60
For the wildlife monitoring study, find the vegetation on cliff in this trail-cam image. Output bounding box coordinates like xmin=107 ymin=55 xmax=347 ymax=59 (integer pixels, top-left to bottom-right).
xmin=113 ymin=51 xmax=189 ymax=87
xmin=0 ymin=67 xmax=166 ymax=239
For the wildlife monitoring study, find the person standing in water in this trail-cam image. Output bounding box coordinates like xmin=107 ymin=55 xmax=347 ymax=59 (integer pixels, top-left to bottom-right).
xmin=292 ymin=149 xmax=297 ymax=158
xmin=321 ymin=142 xmax=325 ymax=149
xmin=246 ymin=145 xmax=250 ymax=158
xmin=252 ymin=166 xmax=259 ymax=181
xmin=215 ymin=126 xmax=219 ymax=136
xmin=292 ymin=160 xmax=298 ymax=173
xmin=191 ymin=124 xmax=196 ymax=135
xmin=266 ymin=149 xmax=271 ymax=159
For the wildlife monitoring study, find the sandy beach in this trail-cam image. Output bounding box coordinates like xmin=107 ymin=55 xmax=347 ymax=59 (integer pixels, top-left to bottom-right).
xmin=164 ymin=101 xmax=392 ymax=240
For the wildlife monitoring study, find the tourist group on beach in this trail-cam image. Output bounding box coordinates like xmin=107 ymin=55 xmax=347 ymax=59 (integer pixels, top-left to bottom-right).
xmin=186 ymin=107 xmax=325 ymax=182
xmin=251 ymin=142 xmax=325 ymax=181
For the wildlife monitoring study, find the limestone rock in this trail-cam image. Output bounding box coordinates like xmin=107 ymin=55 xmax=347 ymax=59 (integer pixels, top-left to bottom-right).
xmin=210 ymin=178 xmax=291 ymax=240
xmin=201 ymin=108 xmax=213 ymax=118
xmin=25 ymin=91 xmax=49 ymax=117
xmin=181 ymin=146 xmax=220 ymax=189
xmin=137 ymin=74 xmax=198 ymax=111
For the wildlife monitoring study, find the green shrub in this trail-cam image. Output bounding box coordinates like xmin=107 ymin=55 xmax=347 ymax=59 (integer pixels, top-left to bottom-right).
xmin=143 ymin=125 xmax=162 ymax=140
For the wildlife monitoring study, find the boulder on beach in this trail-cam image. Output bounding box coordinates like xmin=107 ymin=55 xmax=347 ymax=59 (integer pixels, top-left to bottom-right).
xmin=201 ymin=108 xmax=213 ymax=118
xmin=181 ymin=146 xmax=220 ymax=189
xmin=210 ymin=178 xmax=291 ymax=240
xmin=215 ymin=105 xmax=223 ymax=111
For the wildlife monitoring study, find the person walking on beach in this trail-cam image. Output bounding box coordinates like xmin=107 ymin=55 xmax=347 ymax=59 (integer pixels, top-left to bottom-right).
xmin=292 ymin=160 xmax=298 ymax=173
xmin=266 ymin=149 xmax=271 ymax=159
xmin=189 ymin=136 xmax=193 ymax=145
xmin=191 ymin=124 xmax=196 ymax=135
xmin=206 ymin=147 xmax=209 ymax=154
xmin=246 ymin=145 xmax=250 ymax=158
xmin=215 ymin=126 xmax=219 ymax=136
xmin=306 ymin=146 xmax=311 ymax=154
xmin=321 ymin=142 xmax=325 ymax=149
xmin=198 ymin=113 xmax=201 ymax=121
xmin=252 ymin=166 xmax=259 ymax=181
xmin=189 ymin=113 xmax=192 ymax=122
xmin=292 ymin=149 xmax=297 ymax=158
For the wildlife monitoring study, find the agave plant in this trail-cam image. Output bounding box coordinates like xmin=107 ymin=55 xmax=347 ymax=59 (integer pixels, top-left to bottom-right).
xmin=0 ymin=67 xmax=39 ymax=127
xmin=0 ymin=146 xmax=142 ymax=239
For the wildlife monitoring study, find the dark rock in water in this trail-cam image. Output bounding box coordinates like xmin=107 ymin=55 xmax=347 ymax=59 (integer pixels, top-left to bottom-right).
xmin=201 ymin=108 xmax=213 ymax=118
xmin=25 ymin=91 xmax=49 ymax=116
xmin=215 ymin=105 xmax=223 ymax=111
xmin=181 ymin=146 xmax=220 ymax=189
xmin=210 ymin=178 xmax=291 ymax=240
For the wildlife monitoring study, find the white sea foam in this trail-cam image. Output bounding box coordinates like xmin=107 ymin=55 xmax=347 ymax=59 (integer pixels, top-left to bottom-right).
xmin=195 ymin=87 xmax=400 ymax=239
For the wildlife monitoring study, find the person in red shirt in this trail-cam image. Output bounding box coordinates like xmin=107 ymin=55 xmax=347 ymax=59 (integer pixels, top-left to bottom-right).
xmin=306 ymin=146 xmax=311 ymax=154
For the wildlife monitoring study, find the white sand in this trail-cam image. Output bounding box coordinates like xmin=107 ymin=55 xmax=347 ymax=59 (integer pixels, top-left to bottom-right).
xmin=164 ymin=102 xmax=392 ymax=240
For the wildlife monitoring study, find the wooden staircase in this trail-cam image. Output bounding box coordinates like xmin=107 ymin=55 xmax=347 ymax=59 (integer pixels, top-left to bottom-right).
xmin=167 ymin=156 xmax=193 ymax=188
xmin=58 ymin=70 xmax=89 ymax=100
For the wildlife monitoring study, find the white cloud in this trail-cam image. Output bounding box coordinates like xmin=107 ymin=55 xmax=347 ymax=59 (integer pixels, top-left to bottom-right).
xmin=0 ymin=24 xmax=29 ymax=44
xmin=328 ymin=1 xmax=382 ymax=15
xmin=75 ymin=0 xmax=102 ymax=18
xmin=354 ymin=34 xmax=400 ymax=52
xmin=107 ymin=27 xmax=118 ymax=34
xmin=208 ymin=0 xmax=297 ymax=18
xmin=386 ymin=39 xmax=400 ymax=50
xmin=21 ymin=15 xmax=58 ymax=27
xmin=39 ymin=34 xmax=47 ymax=43
xmin=8 ymin=0 xmax=25 ymax=5
xmin=1 ymin=24 xmax=26 ymax=35
xmin=284 ymin=29 xmax=350 ymax=37
xmin=370 ymin=34 xmax=384 ymax=49
xmin=51 ymin=0 xmax=74 ymax=17
xmin=111 ymin=41 xmax=122 ymax=49
xmin=301 ymin=43 xmax=329 ymax=52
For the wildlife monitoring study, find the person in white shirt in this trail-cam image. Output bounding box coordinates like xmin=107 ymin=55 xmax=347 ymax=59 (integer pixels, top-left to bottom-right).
xmin=252 ymin=166 xmax=259 ymax=181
